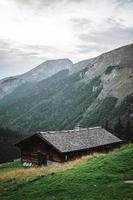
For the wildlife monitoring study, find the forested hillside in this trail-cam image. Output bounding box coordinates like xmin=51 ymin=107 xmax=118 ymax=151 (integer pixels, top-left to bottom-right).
xmin=0 ymin=128 xmax=23 ymax=163
xmin=0 ymin=44 xmax=132 ymax=142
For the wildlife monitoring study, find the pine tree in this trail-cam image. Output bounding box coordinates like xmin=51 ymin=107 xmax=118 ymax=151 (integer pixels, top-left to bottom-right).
xmin=114 ymin=117 xmax=124 ymax=138
xmin=105 ymin=120 xmax=109 ymax=131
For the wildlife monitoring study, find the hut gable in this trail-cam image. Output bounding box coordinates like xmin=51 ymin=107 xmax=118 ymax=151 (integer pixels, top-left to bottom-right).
xmin=38 ymin=127 xmax=121 ymax=153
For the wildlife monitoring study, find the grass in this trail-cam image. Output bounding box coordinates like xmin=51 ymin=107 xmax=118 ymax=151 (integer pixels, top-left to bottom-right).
xmin=0 ymin=161 xmax=22 ymax=172
xmin=0 ymin=144 xmax=133 ymax=200
xmin=0 ymin=154 xmax=98 ymax=181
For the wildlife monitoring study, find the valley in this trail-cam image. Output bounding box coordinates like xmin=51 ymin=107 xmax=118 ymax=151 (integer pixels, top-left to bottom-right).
xmin=0 ymin=44 xmax=133 ymax=163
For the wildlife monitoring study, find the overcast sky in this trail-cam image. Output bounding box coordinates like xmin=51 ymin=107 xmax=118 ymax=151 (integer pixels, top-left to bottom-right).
xmin=0 ymin=0 xmax=133 ymax=79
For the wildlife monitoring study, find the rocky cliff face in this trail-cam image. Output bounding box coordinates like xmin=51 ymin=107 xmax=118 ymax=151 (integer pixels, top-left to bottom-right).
xmin=71 ymin=44 xmax=133 ymax=102
xmin=0 ymin=44 xmax=132 ymax=139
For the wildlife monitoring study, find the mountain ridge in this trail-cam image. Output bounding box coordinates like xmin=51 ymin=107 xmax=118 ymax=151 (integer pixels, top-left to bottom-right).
xmin=0 ymin=43 xmax=132 ymax=140
xmin=1 ymin=43 xmax=133 ymax=82
xmin=0 ymin=58 xmax=73 ymax=100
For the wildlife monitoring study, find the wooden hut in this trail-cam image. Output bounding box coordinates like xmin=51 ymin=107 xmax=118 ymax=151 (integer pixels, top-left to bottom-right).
xmin=15 ymin=127 xmax=122 ymax=165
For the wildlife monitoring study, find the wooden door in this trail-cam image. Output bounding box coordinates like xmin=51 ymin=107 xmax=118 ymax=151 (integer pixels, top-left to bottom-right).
xmin=38 ymin=152 xmax=47 ymax=165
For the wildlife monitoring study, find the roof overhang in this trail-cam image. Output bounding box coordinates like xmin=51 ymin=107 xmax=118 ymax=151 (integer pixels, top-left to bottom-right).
xmin=15 ymin=133 xmax=62 ymax=153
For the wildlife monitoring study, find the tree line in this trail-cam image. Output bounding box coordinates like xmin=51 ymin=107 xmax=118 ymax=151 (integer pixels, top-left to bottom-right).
xmin=0 ymin=127 xmax=23 ymax=163
xmin=104 ymin=117 xmax=132 ymax=142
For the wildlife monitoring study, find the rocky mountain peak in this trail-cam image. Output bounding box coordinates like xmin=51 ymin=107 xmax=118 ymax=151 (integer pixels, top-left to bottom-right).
xmin=21 ymin=58 xmax=73 ymax=82
xmin=0 ymin=44 xmax=132 ymax=101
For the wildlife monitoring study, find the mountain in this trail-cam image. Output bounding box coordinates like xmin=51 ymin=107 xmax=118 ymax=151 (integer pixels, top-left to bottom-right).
xmin=0 ymin=59 xmax=72 ymax=100
xmin=0 ymin=44 xmax=132 ymax=140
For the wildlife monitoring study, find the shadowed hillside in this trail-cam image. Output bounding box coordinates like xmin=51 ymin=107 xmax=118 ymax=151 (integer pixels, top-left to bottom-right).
xmin=0 ymin=128 xmax=23 ymax=163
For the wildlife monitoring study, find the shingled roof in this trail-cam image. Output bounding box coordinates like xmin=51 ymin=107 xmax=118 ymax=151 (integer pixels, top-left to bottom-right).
xmin=38 ymin=127 xmax=121 ymax=153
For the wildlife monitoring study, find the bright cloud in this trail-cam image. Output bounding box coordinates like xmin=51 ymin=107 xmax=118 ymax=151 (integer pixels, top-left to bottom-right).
xmin=0 ymin=0 xmax=133 ymax=78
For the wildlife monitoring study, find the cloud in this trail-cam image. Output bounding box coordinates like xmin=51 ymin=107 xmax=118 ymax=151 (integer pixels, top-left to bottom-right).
xmin=77 ymin=20 xmax=133 ymax=53
xmin=76 ymin=44 xmax=107 ymax=54
xmin=0 ymin=40 xmax=75 ymax=79
xmin=13 ymin=0 xmax=84 ymax=6
xmin=70 ymin=18 xmax=92 ymax=31
xmin=12 ymin=0 xmax=65 ymax=10
xmin=0 ymin=0 xmax=133 ymax=78
xmin=0 ymin=40 xmax=47 ymax=79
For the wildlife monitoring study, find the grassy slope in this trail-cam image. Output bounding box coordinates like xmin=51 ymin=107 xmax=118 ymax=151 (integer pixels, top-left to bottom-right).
xmin=0 ymin=144 xmax=133 ymax=200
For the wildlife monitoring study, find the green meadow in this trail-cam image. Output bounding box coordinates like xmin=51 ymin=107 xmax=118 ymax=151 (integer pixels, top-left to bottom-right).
xmin=0 ymin=144 xmax=133 ymax=200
